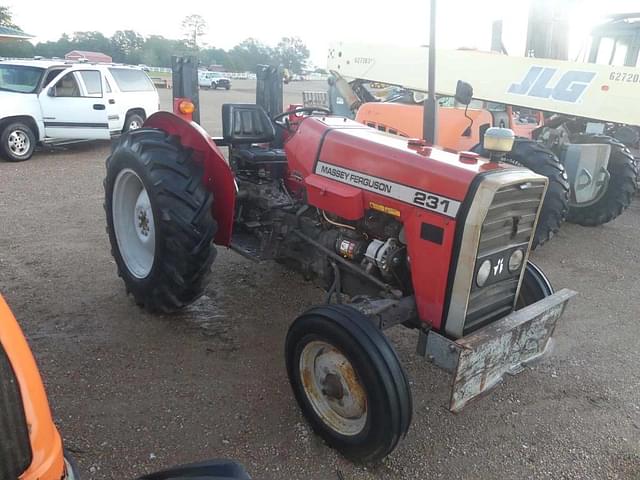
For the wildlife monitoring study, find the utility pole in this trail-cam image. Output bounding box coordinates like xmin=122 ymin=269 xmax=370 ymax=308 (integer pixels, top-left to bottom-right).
xmin=423 ymin=0 xmax=437 ymax=144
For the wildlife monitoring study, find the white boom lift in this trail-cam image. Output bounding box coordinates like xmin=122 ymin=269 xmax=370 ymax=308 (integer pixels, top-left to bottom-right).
xmin=317 ymin=39 xmax=638 ymax=238
xmin=326 ymin=41 xmax=640 ymax=127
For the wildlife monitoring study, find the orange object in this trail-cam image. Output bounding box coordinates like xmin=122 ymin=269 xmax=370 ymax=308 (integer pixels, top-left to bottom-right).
xmin=0 ymin=295 xmax=69 ymax=479
xmin=172 ymin=97 xmax=196 ymax=122
xmin=506 ymin=106 xmax=544 ymax=139
xmin=178 ymin=100 xmax=196 ymax=115
xmin=355 ymin=101 xmax=542 ymax=152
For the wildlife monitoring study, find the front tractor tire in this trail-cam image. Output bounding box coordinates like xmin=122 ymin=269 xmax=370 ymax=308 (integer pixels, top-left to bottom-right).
xmin=285 ymin=305 xmax=412 ymax=463
xmin=475 ymin=138 xmax=570 ymax=249
xmin=104 ymin=128 xmax=217 ymax=312
xmin=565 ymin=135 xmax=638 ymax=226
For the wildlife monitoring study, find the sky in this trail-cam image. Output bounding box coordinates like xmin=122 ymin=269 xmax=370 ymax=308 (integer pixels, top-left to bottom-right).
xmin=6 ymin=0 xmax=640 ymax=67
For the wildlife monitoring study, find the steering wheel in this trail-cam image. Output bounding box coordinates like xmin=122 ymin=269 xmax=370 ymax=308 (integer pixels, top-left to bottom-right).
xmin=272 ymin=106 xmax=332 ymax=130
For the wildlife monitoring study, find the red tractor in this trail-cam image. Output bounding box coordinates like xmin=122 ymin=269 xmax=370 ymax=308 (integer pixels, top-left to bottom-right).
xmin=104 ymin=58 xmax=575 ymax=462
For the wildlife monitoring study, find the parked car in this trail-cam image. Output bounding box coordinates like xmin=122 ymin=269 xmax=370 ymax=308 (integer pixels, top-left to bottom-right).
xmin=0 ymin=60 xmax=159 ymax=161
xmin=198 ymin=70 xmax=231 ymax=90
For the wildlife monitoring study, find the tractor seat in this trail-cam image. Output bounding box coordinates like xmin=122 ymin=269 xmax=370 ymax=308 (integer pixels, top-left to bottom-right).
xmin=222 ymin=103 xmax=275 ymax=144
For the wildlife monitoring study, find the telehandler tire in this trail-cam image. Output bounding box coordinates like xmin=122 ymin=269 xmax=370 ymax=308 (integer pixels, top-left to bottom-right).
xmin=105 ymin=128 xmax=217 ymax=312
xmin=285 ymin=304 xmax=412 ymax=463
xmin=474 ymin=138 xmax=569 ymax=249
xmin=565 ymin=135 xmax=638 ymax=226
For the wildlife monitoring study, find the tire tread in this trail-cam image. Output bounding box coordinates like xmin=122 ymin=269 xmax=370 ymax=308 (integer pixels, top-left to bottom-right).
xmin=105 ymin=128 xmax=217 ymax=312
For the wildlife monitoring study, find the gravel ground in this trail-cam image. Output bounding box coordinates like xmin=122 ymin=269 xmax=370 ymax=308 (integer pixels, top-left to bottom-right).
xmin=0 ymin=80 xmax=639 ymax=480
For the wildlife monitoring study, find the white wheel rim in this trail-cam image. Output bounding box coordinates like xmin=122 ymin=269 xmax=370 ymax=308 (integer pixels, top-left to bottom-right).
xmin=112 ymin=169 xmax=155 ymax=278
xmin=8 ymin=130 xmax=30 ymax=156
xmin=129 ymin=119 xmax=142 ymax=130
xmin=299 ymin=341 xmax=367 ymax=436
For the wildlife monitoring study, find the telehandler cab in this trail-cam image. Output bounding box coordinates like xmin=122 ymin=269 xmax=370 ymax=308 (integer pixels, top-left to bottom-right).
xmin=103 ymin=56 xmax=575 ymax=462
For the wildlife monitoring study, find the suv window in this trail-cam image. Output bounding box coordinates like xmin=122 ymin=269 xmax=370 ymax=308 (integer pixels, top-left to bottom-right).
xmin=42 ymin=68 xmax=65 ymax=89
xmin=79 ymin=70 xmax=102 ymax=96
xmin=109 ymin=68 xmax=154 ymax=92
xmin=53 ymin=72 xmax=81 ymax=97
xmin=0 ymin=65 xmax=44 ymax=93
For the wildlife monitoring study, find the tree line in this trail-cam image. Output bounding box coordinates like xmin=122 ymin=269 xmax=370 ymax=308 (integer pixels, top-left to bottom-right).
xmin=0 ymin=9 xmax=312 ymax=73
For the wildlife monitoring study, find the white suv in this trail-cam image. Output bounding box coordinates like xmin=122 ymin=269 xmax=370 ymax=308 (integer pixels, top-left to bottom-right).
xmin=0 ymin=60 xmax=159 ymax=161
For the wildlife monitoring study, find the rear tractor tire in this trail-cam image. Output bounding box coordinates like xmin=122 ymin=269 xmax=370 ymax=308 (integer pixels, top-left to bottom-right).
xmin=104 ymin=128 xmax=218 ymax=312
xmin=474 ymin=138 xmax=570 ymax=249
xmin=565 ymin=135 xmax=638 ymax=226
xmin=285 ymin=304 xmax=412 ymax=463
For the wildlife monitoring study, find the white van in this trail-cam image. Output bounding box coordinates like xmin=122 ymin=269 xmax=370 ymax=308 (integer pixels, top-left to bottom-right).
xmin=0 ymin=60 xmax=159 ymax=161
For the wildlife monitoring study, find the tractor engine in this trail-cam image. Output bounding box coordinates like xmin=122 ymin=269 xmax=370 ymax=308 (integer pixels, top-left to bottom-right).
xmin=282 ymin=209 xmax=410 ymax=298
xmin=232 ymin=157 xmax=411 ymax=301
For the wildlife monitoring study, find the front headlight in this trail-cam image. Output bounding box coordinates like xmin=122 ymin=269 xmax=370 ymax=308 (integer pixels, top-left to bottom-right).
xmin=508 ymin=249 xmax=524 ymax=272
xmin=476 ymin=259 xmax=492 ymax=287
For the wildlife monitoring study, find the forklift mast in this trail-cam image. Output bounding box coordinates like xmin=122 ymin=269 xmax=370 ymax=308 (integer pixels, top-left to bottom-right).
xmin=172 ymin=55 xmax=200 ymax=124
xmin=171 ymin=58 xmax=283 ymax=122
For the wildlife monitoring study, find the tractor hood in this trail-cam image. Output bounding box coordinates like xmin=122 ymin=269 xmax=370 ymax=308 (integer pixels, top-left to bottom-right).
xmin=286 ymin=116 xmax=506 ymax=218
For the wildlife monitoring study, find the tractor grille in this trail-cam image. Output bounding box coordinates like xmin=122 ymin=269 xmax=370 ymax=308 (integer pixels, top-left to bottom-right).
xmin=463 ymin=180 xmax=546 ymax=334
xmin=0 ymin=343 xmax=32 ymax=480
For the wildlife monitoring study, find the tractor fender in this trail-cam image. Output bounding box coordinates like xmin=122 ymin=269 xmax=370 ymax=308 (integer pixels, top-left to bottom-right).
xmin=145 ymin=111 xmax=236 ymax=246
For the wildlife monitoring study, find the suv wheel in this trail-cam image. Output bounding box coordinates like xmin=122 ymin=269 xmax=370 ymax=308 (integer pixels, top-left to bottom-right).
xmin=123 ymin=113 xmax=145 ymax=133
xmin=0 ymin=122 xmax=36 ymax=162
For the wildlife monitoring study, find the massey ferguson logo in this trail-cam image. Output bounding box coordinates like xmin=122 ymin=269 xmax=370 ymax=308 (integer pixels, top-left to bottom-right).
xmin=508 ymin=66 xmax=596 ymax=103
xmin=493 ymin=258 xmax=504 ymax=276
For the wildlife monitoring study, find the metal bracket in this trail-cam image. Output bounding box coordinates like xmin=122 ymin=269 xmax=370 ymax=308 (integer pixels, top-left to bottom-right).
xmin=422 ymin=331 xmax=462 ymax=374
xmin=417 ymin=288 xmax=576 ymax=413
xmin=349 ymin=296 xmax=417 ymax=330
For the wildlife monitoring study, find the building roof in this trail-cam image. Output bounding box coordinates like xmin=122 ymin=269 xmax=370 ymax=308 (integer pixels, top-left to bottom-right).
xmin=0 ymin=26 xmax=33 ymax=40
